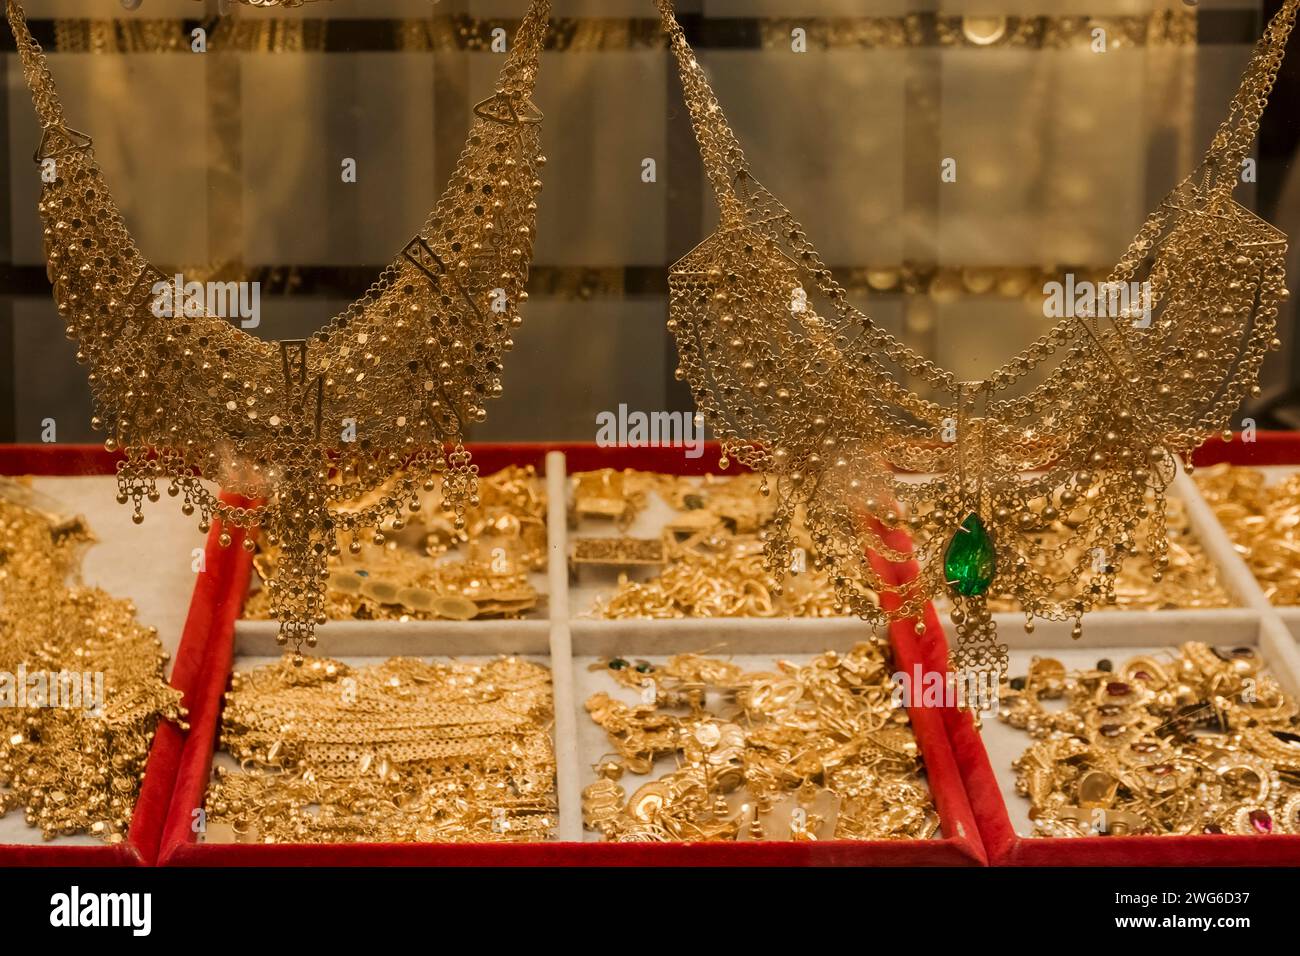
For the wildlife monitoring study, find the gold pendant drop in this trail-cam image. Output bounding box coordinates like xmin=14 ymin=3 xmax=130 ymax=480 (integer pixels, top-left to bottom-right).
xmin=948 ymin=595 xmax=1008 ymax=699
xmin=944 ymin=514 xmax=1006 ymax=707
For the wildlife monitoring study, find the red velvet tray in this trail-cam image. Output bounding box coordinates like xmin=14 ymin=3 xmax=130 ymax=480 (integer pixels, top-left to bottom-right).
xmin=0 ymin=444 xmax=216 ymax=866
xmin=1191 ymin=430 xmax=1300 ymax=468
xmin=942 ymin=431 xmax=1300 ymax=865
xmin=157 ymin=442 xmax=986 ymax=866
xmin=15 ymin=436 xmax=1300 ymax=866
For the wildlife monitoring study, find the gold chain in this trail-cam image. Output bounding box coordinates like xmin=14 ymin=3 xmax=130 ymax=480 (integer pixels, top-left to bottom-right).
xmin=5 ymin=0 xmax=551 ymax=660
xmin=658 ymin=0 xmax=1294 ymax=684
xmin=0 ymin=481 xmax=186 ymax=842
xmin=206 ymin=654 xmax=556 ymax=843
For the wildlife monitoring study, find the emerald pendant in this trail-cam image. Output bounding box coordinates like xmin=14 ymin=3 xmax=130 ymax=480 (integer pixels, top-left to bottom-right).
xmin=944 ymin=513 xmax=996 ymax=597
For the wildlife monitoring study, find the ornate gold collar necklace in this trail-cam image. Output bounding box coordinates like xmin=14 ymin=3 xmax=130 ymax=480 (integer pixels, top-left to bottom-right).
xmin=659 ymin=0 xmax=1294 ymax=685
xmin=7 ymin=0 xmax=551 ymax=660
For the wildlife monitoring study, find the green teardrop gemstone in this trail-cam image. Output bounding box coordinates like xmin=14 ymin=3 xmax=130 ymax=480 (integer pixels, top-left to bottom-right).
xmin=944 ymin=513 xmax=996 ymax=597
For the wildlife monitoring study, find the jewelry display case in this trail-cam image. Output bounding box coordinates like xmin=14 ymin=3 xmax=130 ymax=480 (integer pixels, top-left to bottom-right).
xmin=4 ymin=0 xmax=1300 ymax=871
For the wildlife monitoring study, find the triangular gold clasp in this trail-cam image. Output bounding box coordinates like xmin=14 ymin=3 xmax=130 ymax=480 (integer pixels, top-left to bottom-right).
xmin=472 ymin=90 xmax=543 ymax=126
xmin=278 ymin=339 xmax=324 ymax=441
xmin=34 ymin=124 xmax=93 ymax=164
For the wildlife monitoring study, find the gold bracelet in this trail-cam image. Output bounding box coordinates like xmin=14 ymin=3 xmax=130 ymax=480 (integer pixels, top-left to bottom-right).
xmin=205 ymin=654 xmax=557 ymax=844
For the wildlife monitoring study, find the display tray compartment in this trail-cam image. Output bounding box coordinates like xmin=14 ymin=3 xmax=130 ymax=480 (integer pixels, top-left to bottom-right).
xmin=159 ymin=443 xmax=986 ymax=865
xmin=0 ymin=444 xmax=228 ymax=866
xmin=946 ymin=615 xmax=1300 ymax=866
xmin=563 ymin=611 xmax=985 ymax=863
xmin=160 ymin=442 xmax=564 ymax=866
xmin=1194 ymin=431 xmax=1300 ymax=641
xmin=936 ymin=439 xmax=1300 ymax=865
xmin=233 ymin=442 xmax=559 ymax=644
xmin=158 ymin=585 xmax=563 ymax=866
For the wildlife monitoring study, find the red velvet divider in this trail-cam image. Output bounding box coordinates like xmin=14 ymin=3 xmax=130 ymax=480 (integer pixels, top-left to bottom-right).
xmin=159 ymin=443 xmax=986 ymax=866
xmin=553 ymin=440 xmax=741 ymax=475
xmin=158 ymin=507 xmax=256 ymax=866
xmin=141 ymin=494 xmax=254 ymax=864
xmin=165 ymin=837 xmax=974 ymax=866
xmin=866 ymin=526 xmax=988 ymax=866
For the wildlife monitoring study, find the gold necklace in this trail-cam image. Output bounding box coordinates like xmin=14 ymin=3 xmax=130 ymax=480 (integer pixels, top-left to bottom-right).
xmin=982 ymin=493 xmax=1232 ymax=613
xmin=7 ymin=0 xmax=551 ymax=661
xmin=658 ymin=0 xmax=1293 ymax=685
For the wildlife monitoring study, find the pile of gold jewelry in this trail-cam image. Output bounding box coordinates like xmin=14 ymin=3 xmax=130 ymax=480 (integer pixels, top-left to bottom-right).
xmin=1195 ymin=463 xmax=1300 ymax=605
xmin=590 ymin=536 xmax=850 ymax=619
xmin=582 ymin=644 xmax=937 ymax=841
xmin=982 ymin=493 xmax=1231 ymax=614
xmin=570 ymin=469 xmax=774 ymax=532
xmin=575 ymin=470 xmax=868 ymax=619
xmin=205 ymin=655 xmax=556 ymax=843
xmin=245 ymin=465 xmax=546 ymax=622
xmin=0 ymin=479 xmax=185 ymax=842
xmin=1000 ymin=643 xmax=1300 ymax=837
